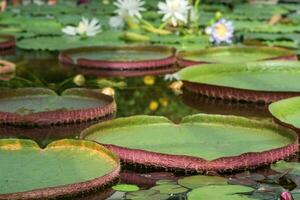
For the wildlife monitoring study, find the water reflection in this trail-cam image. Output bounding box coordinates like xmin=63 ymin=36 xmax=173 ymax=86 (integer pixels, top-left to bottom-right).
xmin=0 ymin=114 xmax=114 ymax=147
xmin=60 ymin=63 xmax=179 ymax=78
xmin=182 ymin=90 xmax=271 ymax=118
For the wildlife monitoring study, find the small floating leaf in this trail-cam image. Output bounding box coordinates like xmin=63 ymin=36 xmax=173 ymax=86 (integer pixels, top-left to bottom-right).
xmin=150 ymin=184 xmax=188 ymax=194
xmin=112 ymin=184 xmax=139 ymax=192
xmin=126 ymin=190 xmax=169 ymax=200
xmin=187 ymin=185 xmax=255 ymax=200
xmin=178 ymin=175 xmax=227 ymax=189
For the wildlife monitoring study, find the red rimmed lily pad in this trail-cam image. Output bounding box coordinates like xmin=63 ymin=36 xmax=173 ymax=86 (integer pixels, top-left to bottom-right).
xmin=269 ymin=96 xmax=300 ymax=132
xmin=81 ymin=114 xmax=298 ymax=172
xmin=0 ymin=139 xmax=120 ymax=200
xmin=0 ymin=35 xmax=16 ymax=50
xmin=59 ymin=45 xmax=177 ymax=70
xmin=179 ymin=61 xmax=300 ymax=104
xmin=178 ymin=46 xmax=297 ymax=67
xmin=0 ymin=88 xmax=116 ymax=126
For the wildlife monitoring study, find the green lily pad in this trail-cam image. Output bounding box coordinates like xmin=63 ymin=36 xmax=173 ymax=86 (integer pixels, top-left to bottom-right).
xmin=0 ymin=88 xmax=116 ymax=126
xmin=17 ymin=31 xmax=124 ymax=51
xmin=178 ymin=46 xmax=296 ymax=66
xmin=112 ymin=184 xmax=139 ymax=192
xmin=82 ymin=114 xmax=298 ymax=172
xmin=59 ymin=45 xmax=176 ymax=70
xmin=271 ymin=161 xmax=300 ymax=175
xmin=150 ymin=184 xmax=188 ymax=194
xmin=126 ymin=190 xmax=169 ymax=200
xmin=178 ymin=175 xmax=227 ymax=189
xmin=179 ymin=61 xmax=300 ymax=103
xmin=0 ymin=139 xmax=120 ymax=199
xmin=187 ymin=185 xmax=255 ymax=200
xmin=269 ymin=96 xmax=300 ymax=129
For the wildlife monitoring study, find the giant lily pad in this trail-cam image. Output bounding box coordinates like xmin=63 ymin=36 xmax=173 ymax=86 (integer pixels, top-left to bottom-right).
xmin=0 ymin=34 xmax=15 ymax=50
xmin=269 ymin=96 xmax=300 ymax=131
xmin=59 ymin=45 xmax=177 ymax=70
xmin=177 ymin=46 xmax=297 ymax=67
xmin=0 ymin=139 xmax=120 ymax=199
xmin=179 ymin=61 xmax=300 ymax=103
xmin=0 ymin=88 xmax=116 ymax=126
xmin=81 ymin=114 xmax=298 ymax=172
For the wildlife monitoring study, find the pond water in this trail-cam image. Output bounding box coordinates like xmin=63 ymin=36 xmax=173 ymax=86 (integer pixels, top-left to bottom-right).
xmin=0 ymin=50 xmax=298 ymax=200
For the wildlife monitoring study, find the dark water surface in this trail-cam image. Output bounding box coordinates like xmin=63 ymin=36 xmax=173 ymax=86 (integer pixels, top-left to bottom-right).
xmin=0 ymin=50 xmax=295 ymax=200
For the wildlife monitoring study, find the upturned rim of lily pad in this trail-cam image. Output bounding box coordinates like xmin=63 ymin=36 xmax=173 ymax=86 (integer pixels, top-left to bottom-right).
xmin=0 ymin=139 xmax=120 ymax=200
xmin=59 ymin=45 xmax=177 ymax=70
xmin=81 ymin=114 xmax=298 ymax=172
xmin=179 ymin=61 xmax=300 ymax=104
xmin=177 ymin=45 xmax=297 ymax=67
xmin=0 ymin=60 xmax=16 ymax=75
xmin=0 ymin=88 xmax=116 ymax=126
xmin=0 ymin=34 xmax=16 ymax=50
xmin=269 ymin=96 xmax=300 ymax=132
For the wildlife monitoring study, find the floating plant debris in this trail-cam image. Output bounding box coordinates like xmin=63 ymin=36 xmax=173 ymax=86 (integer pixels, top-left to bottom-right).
xmin=177 ymin=46 xmax=297 ymax=67
xmin=269 ymin=96 xmax=300 ymax=132
xmin=0 ymin=60 xmax=15 ymax=77
xmin=59 ymin=45 xmax=177 ymax=70
xmin=179 ymin=61 xmax=300 ymax=103
xmin=0 ymin=139 xmax=120 ymax=200
xmin=82 ymin=114 xmax=298 ymax=172
xmin=0 ymin=88 xmax=116 ymax=126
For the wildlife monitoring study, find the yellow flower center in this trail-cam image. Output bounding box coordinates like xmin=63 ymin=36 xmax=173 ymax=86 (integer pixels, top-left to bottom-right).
xmin=215 ymin=23 xmax=228 ymax=38
xmin=76 ymin=22 xmax=87 ymax=35
xmin=170 ymin=1 xmax=179 ymax=11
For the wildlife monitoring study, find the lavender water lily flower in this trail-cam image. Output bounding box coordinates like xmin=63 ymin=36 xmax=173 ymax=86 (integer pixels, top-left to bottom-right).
xmin=205 ymin=18 xmax=234 ymax=45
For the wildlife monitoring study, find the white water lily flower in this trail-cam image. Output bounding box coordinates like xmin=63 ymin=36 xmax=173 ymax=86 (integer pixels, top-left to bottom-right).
xmin=62 ymin=26 xmax=77 ymax=36
xmin=62 ymin=17 xmax=101 ymax=37
xmin=164 ymin=73 xmax=180 ymax=82
xmin=109 ymin=16 xmax=125 ymax=29
xmin=206 ymin=18 xmax=234 ymax=45
xmin=114 ymin=0 xmax=146 ymax=19
xmin=158 ymin=0 xmax=191 ymax=27
xmin=109 ymin=0 xmax=145 ymax=29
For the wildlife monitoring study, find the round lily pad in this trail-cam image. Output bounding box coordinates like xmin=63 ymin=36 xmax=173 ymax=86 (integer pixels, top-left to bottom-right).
xmin=81 ymin=114 xmax=298 ymax=172
xmin=178 ymin=46 xmax=297 ymax=67
xmin=269 ymin=96 xmax=300 ymax=131
xmin=187 ymin=185 xmax=255 ymax=200
xmin=179 ymin=61 xmax=300 ymax=103
xmin=0 ymin=34 xmax=15 ymax=50
xmin=0 ymin=88 xmax=116 ymax=126
xmin=126 ymin=190 xmax=169 ymax=200
xmin=178 ymin=175 xmax=227 ymax=189
xmin=150 ymin=184 xmax=188 ymax=194
xmin=112 ymin=184 xmax=139 ymax=192
xmin=271 ymin=161 xmax=300 ymax=175
xmin=59 ymin=45 xmax=177 ymax=70
xmin=0 ymin=60 xmax=16 ymax=75
xmin=0 ymin=139 xmax=120 ymax=200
